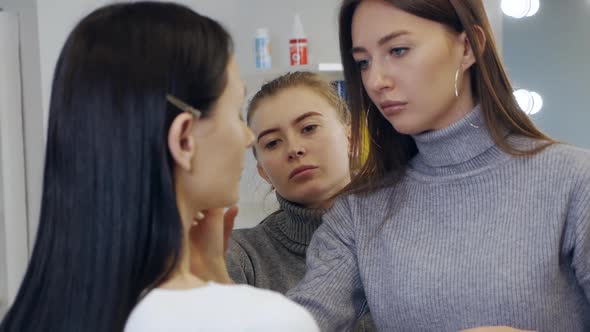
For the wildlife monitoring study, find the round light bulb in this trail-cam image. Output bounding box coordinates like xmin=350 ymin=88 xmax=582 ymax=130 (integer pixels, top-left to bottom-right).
xmin=501 ymin=0 xmax=539 ymax=18
xmin=514 ymin=89 xmax=533 ymax=114
xmin=501 ymin=0 xmax=529 ymax=18
xmin=529 ymin=91 xmax=543 ymax=115
xmin=527 ymin=0 xmax=540 ymax=17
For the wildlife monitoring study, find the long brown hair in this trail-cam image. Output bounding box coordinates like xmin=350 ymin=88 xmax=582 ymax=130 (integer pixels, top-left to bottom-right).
xmin=339 ymin=0 xmax=554 ymax=194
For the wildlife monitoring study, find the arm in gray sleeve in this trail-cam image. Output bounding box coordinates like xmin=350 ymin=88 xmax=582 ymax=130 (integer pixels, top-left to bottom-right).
xmin=570 ymin=162 xmax=590 ymax=301
xmin=226 ymin=237 xmax=254 ymax=285
xmin=287 ymin=197 xmax=368 ymax=332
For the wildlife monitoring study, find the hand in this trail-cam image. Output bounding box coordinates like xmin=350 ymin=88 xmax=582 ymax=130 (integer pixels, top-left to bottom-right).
xmin=460 ymin=327 xmax=535 ymax=332
xmin=188 ymin=206 xmax=238 ymax=284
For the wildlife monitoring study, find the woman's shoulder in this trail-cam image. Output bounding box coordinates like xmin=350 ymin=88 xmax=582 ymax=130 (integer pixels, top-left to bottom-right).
xmin=320 ymin=186 xmax=396 ymax=225
xmin=124 ymin=283 xmax=318 ymax=332
xmin=501 ymin=141 xmax=590 ymax=196
xmin=541 ymin=142 xmax=590 ymax=165
xmin=528 ymin=142 xmax=590 ymax=180
xmin=336 ymin=182 xmax=398 ymax=207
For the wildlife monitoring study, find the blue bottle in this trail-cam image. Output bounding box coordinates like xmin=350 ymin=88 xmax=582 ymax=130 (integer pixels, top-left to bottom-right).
xmin=255 ymin=28 xmax=271 ymax=69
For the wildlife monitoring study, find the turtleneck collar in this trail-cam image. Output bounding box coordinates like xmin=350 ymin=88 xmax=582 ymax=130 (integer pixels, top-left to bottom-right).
xmin=409 ymin=105 xmax=510 ymax=178
xmin=264 ymin=193 xmax=325 ymax=254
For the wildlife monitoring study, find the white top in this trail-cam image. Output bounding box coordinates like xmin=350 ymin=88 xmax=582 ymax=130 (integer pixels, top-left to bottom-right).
xmin=125 ymin=282 xmax=319 ymax=332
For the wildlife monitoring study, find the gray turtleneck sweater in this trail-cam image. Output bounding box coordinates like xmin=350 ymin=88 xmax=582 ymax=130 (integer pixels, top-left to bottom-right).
xmin=226 ymin=195 xmax=376 ymax=331
xmin=287 ymin=107 xmax=590 ymax=332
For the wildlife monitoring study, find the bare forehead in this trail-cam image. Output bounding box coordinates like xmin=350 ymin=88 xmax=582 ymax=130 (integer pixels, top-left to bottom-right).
xmin=249 ymin=87 xmax=338 ymax=129
xmin=351 ymin=1 xmax=436 ymax=45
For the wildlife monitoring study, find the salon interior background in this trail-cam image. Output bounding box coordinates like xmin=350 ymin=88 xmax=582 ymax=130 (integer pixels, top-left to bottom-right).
xmin=0 ymin=0 xmax=588 ymax=317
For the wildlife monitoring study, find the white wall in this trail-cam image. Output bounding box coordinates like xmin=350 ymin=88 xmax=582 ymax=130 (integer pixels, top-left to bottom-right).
xmin=0 ymin=11 xmax=29 ymax=316
xmin=0 ymin=0 xmax=45 ymax=250
xmin=0 ymin=138 xmax=4 ymax=317
xmin=37 ymin=0 xmax=110 ymax=131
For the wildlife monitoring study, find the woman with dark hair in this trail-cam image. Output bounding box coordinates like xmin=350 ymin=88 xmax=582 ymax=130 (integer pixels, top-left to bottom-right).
xmin=0 ymin=2 xmax=318 ymax=332
xmin=287 ymin=0 xmax=590 ymax=331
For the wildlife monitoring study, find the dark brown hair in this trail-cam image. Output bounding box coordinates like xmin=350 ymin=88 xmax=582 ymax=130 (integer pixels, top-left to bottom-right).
xmin=339 ymin=0 xmax=554 ymax=194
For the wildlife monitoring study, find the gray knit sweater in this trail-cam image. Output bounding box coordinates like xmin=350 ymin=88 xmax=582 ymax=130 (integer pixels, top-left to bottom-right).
xmin=226 ymin=195 xmax=376 ymax=331
xmin=287 ymin=107 xmax=590 ymax=332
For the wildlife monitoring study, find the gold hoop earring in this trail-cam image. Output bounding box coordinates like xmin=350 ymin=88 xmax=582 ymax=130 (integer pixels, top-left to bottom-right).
xmin=454 ymin=68 xmax=460 ymax=97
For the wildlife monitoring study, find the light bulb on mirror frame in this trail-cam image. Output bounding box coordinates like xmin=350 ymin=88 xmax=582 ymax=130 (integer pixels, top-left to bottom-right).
xmin=501 ymin=0 xmax=540 ymax=18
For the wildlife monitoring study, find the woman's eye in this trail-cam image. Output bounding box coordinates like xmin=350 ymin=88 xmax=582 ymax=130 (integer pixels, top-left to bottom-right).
xmin=355 ymin=59 xmax=370 ymax=71
xmin=390 ymin=47 xmax=409 ymax=57
xmin=264 ymin=140 xmax=280 ymax=150
xmin=302 ymin=124 xmax=318 ymax=134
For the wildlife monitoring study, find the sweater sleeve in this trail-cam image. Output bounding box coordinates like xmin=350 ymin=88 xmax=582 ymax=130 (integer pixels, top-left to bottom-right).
xmin=567 ymin=151 xmax=590 ymax=301
xmin=287 ymin=196 xmax=368 ymax=332
xmin=226 ymin=237 xmax=255 ymax=285
xmin=570 ymin=160 xmax=590 ymax=302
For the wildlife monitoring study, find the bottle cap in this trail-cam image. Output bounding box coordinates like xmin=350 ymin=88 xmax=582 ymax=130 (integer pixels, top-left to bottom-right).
xmin=292 ymin=14 xmax=305 ymax=38
xmin=256 ymin=28 xmax=269 ymax=38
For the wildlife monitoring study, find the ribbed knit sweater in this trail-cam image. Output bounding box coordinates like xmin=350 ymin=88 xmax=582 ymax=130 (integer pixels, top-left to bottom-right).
xmin=287 ymin=107 xmax=590 ymax=332
xmin=227 ymin=195 xmax=377 ymax=331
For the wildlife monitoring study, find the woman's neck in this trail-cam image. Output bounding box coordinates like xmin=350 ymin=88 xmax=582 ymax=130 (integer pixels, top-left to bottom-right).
xmin=159 ymin=270 xmax=206 ymax=290
xmin=157 ymin=190 xmax=208 ymax=290
xmin=159 ymin=217 xmax=207 ymax=290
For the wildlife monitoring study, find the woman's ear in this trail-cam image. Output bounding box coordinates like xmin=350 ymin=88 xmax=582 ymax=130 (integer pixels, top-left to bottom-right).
xmin=168 ymin=113 xmax=197 ymax=171
xmin=471 ymin=25 xmax=487 ymax=56
xmin=459 ymin=25 xmax=487 ymax=70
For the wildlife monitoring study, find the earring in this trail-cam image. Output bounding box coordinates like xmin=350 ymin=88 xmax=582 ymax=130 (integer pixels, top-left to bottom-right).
xmin=454 ymin=68 xmax=460 ymax=97
xmin=455 ymin=67 xmax=461 ymax=97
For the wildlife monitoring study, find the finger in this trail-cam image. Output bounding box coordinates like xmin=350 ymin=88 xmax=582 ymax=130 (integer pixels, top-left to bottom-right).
xmin=223 ymin=206 xmax=238 ymax=252
xmin=195 ymin=208 xmax=224 ymax=231
xmin=224 ymin=206 xmax=238 ymax=226
xmin=201 ymin=208 xmax=225 ymax=222
xmin=189 ymin=208 xmax=224 ymax=244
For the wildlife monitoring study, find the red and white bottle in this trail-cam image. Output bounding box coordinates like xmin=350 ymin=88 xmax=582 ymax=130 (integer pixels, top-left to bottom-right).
xmin=289 ymin=14 xmax=308 ymax=66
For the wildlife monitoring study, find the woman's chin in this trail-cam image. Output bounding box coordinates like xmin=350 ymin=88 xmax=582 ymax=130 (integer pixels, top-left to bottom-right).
xmin=391 ymin=121 xmax=427 ymax=136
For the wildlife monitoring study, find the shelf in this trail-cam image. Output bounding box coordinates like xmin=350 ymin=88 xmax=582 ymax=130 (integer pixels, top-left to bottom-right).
xmin=243 ymin=63 xmax=344 ymax=86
